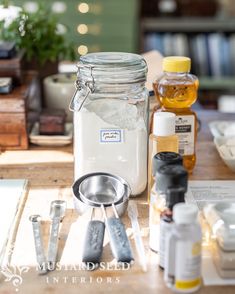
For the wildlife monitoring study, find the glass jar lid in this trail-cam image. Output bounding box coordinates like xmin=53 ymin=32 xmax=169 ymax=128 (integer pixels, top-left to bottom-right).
xmin=78 ymin=52 xmax=147 ymax=85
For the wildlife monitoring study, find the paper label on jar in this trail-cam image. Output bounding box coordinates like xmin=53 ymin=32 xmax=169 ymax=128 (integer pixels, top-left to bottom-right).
xmin=100 ymin=129 xmax=124 ymax=143
xmin=175 ymin=115 xmax=195 ymax=156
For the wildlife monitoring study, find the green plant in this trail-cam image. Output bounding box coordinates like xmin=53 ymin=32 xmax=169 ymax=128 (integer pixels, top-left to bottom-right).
xmin=2 ymin=0 xmax=9 ymax=8
xmin=0 ymin=4 xmax=76 ymax=64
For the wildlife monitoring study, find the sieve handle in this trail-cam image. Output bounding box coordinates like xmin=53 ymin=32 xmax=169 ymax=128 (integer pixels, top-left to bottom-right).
xmin=106 ymin=217 xmax=134 ymax=263
xmin=82 ymin=220 xmax=105 ymax=268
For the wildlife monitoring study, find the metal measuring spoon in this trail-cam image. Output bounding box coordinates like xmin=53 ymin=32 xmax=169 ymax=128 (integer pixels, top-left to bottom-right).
xmin=29 ymin=215 xmax=48 ymax=275
xmin=82 ymin=207 xmax=105 ymax=270
xmin=47 ymin=200 xmax=67 ymax=270
xmin=101 ymin=204 xmax=134 ymax=264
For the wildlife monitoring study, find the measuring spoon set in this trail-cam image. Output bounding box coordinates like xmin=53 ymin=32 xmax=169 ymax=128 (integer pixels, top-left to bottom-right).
xmin=30 ymin=172 xmax=134 ymax=273
xmin=29 ymin=200 xmax=67 ymax=274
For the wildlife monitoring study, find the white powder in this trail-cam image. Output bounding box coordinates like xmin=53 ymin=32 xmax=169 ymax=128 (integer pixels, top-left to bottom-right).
xmin=74 ymin=99 xmax=147 ymax=195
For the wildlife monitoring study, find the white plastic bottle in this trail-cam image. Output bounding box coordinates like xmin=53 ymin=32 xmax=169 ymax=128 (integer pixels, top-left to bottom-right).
xmin=164 ymin=203 xmax=202 ymax=293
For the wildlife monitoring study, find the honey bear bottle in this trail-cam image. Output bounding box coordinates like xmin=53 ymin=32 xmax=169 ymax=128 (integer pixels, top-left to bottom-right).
xmin=153 ymin=56 xmax=199 ymax=172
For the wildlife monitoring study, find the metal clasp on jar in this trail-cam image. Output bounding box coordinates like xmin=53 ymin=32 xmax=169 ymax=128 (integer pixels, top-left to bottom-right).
xmin=69 ymin=64 xmax=95 ymax=112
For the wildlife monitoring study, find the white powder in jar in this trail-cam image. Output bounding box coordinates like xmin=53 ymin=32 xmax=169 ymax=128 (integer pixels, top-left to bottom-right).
xmin=74 ymin=99 xmax=147 ymax=195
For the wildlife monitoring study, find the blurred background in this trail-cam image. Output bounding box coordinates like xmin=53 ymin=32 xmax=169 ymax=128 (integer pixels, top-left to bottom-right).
xmin=2 ymin=0 xmax=235 ymax=112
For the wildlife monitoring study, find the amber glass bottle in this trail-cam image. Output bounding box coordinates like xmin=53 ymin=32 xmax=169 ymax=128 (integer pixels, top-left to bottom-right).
xmin=148 ymin=112 xmax=179 ymax=202
xmin=153 ymin=56 xmax=199 ymax=172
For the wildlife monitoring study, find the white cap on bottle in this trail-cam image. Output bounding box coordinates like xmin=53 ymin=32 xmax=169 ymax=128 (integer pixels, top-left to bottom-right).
xmin=173 ymin=203 xmax=198 ymax=225
xmin=153 ymin=112 xmax=176 ymax=136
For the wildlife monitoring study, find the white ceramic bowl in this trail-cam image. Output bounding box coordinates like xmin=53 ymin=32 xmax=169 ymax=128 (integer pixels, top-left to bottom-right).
xmin=209 ymin=120 xmax=235 ymax=138
xmin=214 ymin=136 xmax=235 ymax=172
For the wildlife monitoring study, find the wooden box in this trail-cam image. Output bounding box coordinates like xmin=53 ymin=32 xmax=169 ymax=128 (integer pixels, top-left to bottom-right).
xmin=0 ymin=50 xmax=25 ymax=85
xmin=0 ymin=71 xmax=41 ymax=150
xmin=39 ymin=109 xmax=66 ymax=135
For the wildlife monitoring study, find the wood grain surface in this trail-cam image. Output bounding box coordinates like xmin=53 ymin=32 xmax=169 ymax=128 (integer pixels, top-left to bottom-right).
xmin=0 ymin=110 xmax=234 ymax=294
xmin=0 ymin=72 xmax=39 ymax=150
xmin=0 ymin=180 xmax=28 ymax=268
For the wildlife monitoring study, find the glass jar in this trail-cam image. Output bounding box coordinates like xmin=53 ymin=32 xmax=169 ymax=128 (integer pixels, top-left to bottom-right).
xmin=70 ymin=52 xmax=148 ymax=196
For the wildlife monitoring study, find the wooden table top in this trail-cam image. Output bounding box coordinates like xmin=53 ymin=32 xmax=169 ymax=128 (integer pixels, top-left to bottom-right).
xmin=0 ymin=110 xmax=235 ymax=294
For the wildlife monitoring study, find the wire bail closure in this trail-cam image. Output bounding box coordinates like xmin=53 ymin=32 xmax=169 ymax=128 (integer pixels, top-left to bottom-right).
xmin=69 ymin=64 xmax=95 ymax=112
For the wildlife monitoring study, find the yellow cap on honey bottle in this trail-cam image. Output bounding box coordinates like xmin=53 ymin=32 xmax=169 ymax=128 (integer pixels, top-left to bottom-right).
xmin=163 ymin=56 xmax=191 ymax=73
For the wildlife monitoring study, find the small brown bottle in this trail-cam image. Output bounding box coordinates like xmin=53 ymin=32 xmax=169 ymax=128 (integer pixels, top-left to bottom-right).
xmin=149 ymin=163 xmax=188 ymax=253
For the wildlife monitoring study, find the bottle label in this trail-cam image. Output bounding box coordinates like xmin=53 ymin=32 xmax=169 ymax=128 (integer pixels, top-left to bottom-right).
xmin=100 ymin=129 xmax=124 ymax=143
xmin=159 ymin=219 xmax=173 ymax=268
xmin=175 ymin=115 xmax=195 ymax=156
xmin=149 ymin=188 xmax=166 ymax=252
xmin=174 ymin=241 xmax=202 ymax=291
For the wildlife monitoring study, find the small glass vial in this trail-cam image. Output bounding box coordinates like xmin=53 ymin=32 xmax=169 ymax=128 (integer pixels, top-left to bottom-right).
xmin=164 ymin=203 xmax=202 ymax=293
xmin=153 ymin=56 xmax=199 ymax=173
xmin=148 ymin=112 xmax=179 ymax=202
xmin=149 ymin=161 xmax=187 ymax=252
xmin=159 ymin=186 xmax=185 ymax=270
